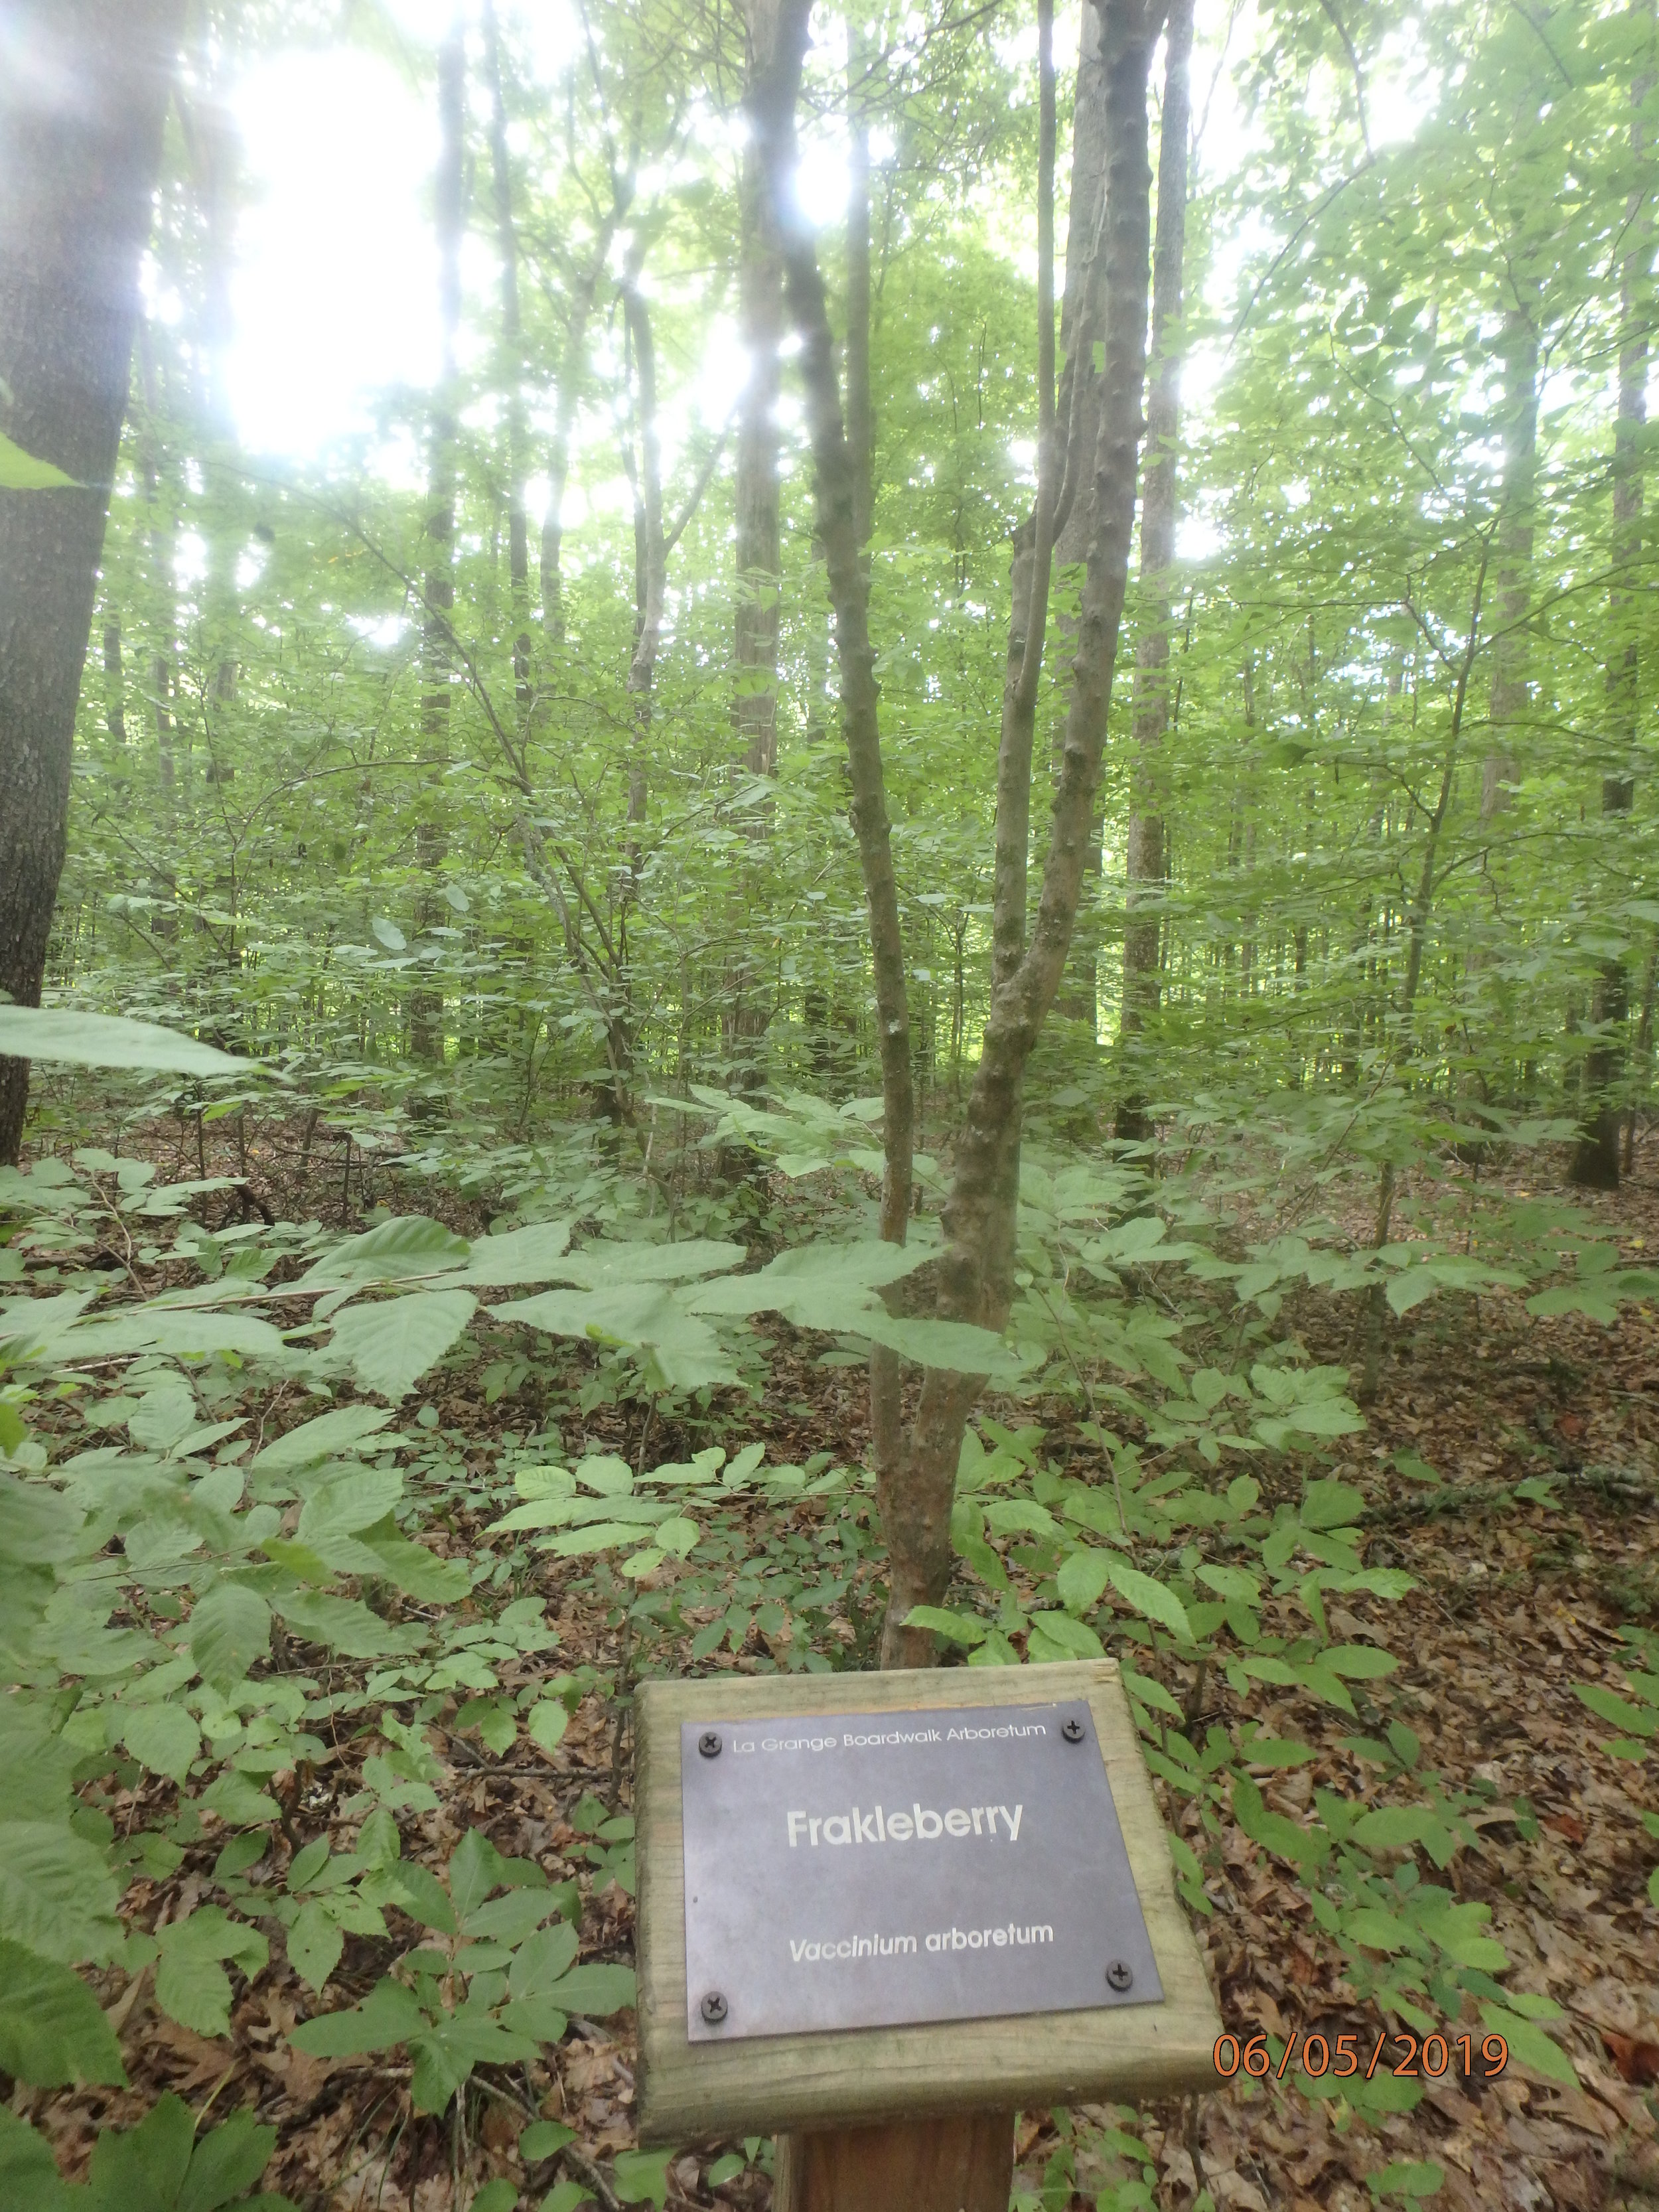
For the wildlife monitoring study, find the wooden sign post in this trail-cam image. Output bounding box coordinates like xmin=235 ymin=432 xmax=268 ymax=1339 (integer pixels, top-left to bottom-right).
xmin=635 ymin=1662 xmax=1220 ymax=2209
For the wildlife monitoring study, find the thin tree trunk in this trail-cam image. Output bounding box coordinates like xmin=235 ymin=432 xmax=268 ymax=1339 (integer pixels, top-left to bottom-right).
xmin=541 ymin=213 xmax=626 ymax=644
xmin=889 ymin=0 xmax=1162 ymax=1666
xmin=736 ymin=0 xmax=784 ymax=782
xmin=412 ymin=11 xmax=465 ymax=1070
xmin=751 ymin=0 xmax=916 ymax=1503
xmin=1116 ymin=0 xmax=1193 ymax=1141
xmin=1572 ymin=0 xmax=1652 ymax=1189
xmin=484 ymin=0 xmax=532 ymax=709
xmin=1362 ymin=536 xmax=1494 ymax=1400
xmin=1480 ymin=295 xmax=1540 ymax=820
xmin=759 ymin=0 xmax=1164 ymax=1666
xmin=0 ymin=0 xmax=182 ymax=1161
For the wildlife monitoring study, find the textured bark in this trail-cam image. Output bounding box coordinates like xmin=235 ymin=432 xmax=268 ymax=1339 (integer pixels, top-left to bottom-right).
xmin=412 ymin=11 xmax=465 ymax=1068
xmin=1117 ymin=0 xmax=1193 ymax=1139
xmin=0 ymin=0 xmax=182 ymax=1161
xmin=1571 ymin=0 xmax=1651 ymax=1190
xmin=483 ymin=0 xmax=532 ymax=707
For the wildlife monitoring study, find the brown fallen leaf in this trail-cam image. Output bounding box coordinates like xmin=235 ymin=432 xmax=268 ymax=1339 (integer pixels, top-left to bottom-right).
xmin=1602 ymin=2030 xmax=1659 ymax=2087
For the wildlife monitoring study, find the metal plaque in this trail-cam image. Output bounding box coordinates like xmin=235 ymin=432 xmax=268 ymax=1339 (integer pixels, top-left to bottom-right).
xmin=679 ymin=1697 xmax=1161 ymax=2042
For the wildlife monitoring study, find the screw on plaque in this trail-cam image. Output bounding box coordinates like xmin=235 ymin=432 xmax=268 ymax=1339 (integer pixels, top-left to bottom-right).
xmin=698 ymin=1731 xmax=722 ymax=1758
xmin=1061 ymin=1716 xmax=1086 ymax=1743
xmin=1106 ymin=1960 xmax=1133 ymax=1993
xmin=701 ymin=1991 xmax=729 ymax=2026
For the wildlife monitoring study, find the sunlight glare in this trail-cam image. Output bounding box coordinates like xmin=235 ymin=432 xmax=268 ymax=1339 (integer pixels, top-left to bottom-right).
xmin=228 ymin=48 xmax=439 ymax=457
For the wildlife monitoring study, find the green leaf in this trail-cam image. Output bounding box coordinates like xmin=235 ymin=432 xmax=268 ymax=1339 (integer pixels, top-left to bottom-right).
xmin=371 ymin=917 xmax=407 ymax=952
xmin=1479 ymin=2004 xmax=1577 ymax=2085
xmin=287 ymin=1899 xmax=345 ymax=1993
xmin=546 ymin=1962 xmax=636 ymax=2015
xmin=520 ymin=2121 xmax=576 ymax=2162
xmin=1350 ymin=1807 xmax=1449 ymax=1855
xmin=492 ymin=1283 xmax=736 ymax=1391
xmin=470 ymin=2185 xmax=519 ymax=2212
xmin=154 ymin=1910 xmax=269 ymax=2038
xmin=1366 ymin=2160 xmax=1445 ymax=2201
xmin=198 ymin=1771 xmax=282 ymax=1828
xmin=189 ymin=1583 xmax=271 ymax=1695
xmin=1056 ymin=1549 xmax=1112 ymax=1614
xmin=177 ymin=2107 xmax=281 ymax=2212
xmin=123 ymin=1704 xmax=202 ymax=1785
xmin=250 ymin=1406 xmax=396 ymax=1474
xmin=0 ymin=2108 xmax=75 ymax=2210
xmin=0 ymin=1941 xmax=125 ymax=2086
xmin=0 ymin=431 xmax=79 ymax=488
xmin=1105 ymin=1560 xmax=1193 ymax=1643
xmin=0 ymin=1820 xmax=122 ymax=1962
xmin=329 ymin=1289 xmax=476 ymax=1401
xmin=0 ymin=1007 xmax=247 ymax=1073
xmin=613 ymin=2148 xmax=672 ymax=2208
xmin=288 ymin=1976 xmax=426 ymax=2057
xmin=296 ymin=1467 xmax=403 ymax=1542
xmin=299 ymin=1216 xmax=471 ymax=1289
xmin=1573 ymin=1683 xmax=1655 ymax=1737
xmin=900 ymin=1605 xmax=989 ymax=1647
xmin=527 ymin=1699 xmax=571 ymax=1753
xmin=273 ymin=1589 xmax=418 ymax=1659
xmin=1027 ymin=1611 xmax=1105 ymax=1662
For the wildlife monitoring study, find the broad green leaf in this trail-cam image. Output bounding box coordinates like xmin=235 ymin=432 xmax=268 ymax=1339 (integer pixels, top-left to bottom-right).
xmin=527 ymin=1699 xmax=570 ymax=1753
xmin=296 ymin=1467 xmax=403 ymax=1542
xmin=273 ymin=1589 xmax=419 ymax=1659
xmin=154 ymin=1909 xmax=268 ymax=2037
xmin=1056 ymin=1549 xmax=1112 ymax=1614
xmin=0 ymin=2108 xmax=75 ymax=2210
xmin=1573 ymin=1683 xmax=1655 ymax=1736
xmin=287 ymin=1899 xmax=345 ymax=1993
xmin=0 ymin=1820 xmax=123 ymax=1962
xmin=1479 ymin=2004 xmax=1577 ymax=2085
xmin=123 ymin=1704 xmax=202 ymax=1784
xmin=900 ymin=1605 xmax=989 ymax=1646
xmin=198 ymin=1771 xmax=281 ymax=1828
xmin=289 ymin=1976 xmax=426 ymax=2057
xmin=0 ymin=1008 xmax=247 ymax=1072
xmin=189 ymin=1582 xmax=271 ymax=1694
xmin=490 ymin=1284 xmax=735 ymax=1391
xmin=250 ymin=1406 xmax=396 ymax=1473
xmin=1105 ymin=1560 xmax=1193 ymax=1643
xmin=0 ymin=431 xmax=78 ymax=487
xmin=548 ymin=1962 xmax=636 ymax=2015
xmin=0 ymin=1941 xmax=125 ymax=2086
xmin=329 ymin=1289 xmax=476 ymax=1400
xmin=298 ymin=1216 xmax=470 ymax=1289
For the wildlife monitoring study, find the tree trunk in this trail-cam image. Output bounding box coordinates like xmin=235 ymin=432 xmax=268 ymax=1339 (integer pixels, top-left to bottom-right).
xmin=750 ymin=0 xmax=916 ymax=1497
xmin=757 ymin=0 xmax=1164 ymax=1668
xmin=1571 ymin=0 xmax=1652 ymax=1190
xmin=891 ymin=0 xmax=1163 ymax=1662
xmin=0 ymin=0 xmax=182 ymax=1163
xmin=1116 ymin=0 xmax=1193 ymax=1142
xmin=412 ymin=10 xmax=465 ymax=1071
xmin=735 ymin=0 xmax=784 ymax=784
xmin=1480 ymin=295 xmax=1540 ymax=820
xmin=483 ymin=0 xmax=532 ymax=710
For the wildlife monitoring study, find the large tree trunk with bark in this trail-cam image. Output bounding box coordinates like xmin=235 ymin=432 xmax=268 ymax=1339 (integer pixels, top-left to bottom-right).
xmin=1117 ymin=0 xmax=1194 ymax=1140
xmin=0 ymin=0 xmax=182 ymax=1163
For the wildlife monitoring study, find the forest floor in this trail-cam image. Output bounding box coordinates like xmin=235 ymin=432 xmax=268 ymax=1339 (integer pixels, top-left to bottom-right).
xmin=15 ymin=1122 xmax=1659 ymax=2212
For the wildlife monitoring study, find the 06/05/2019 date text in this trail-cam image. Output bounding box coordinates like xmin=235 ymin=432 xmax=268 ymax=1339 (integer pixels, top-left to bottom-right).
xmin=1215 ymin=2030 xmax=1510 ymax=2083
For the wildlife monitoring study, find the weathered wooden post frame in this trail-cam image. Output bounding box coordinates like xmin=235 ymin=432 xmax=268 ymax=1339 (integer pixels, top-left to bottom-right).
xmin=636 ymin=1662 xmax=1220 ymax=2209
